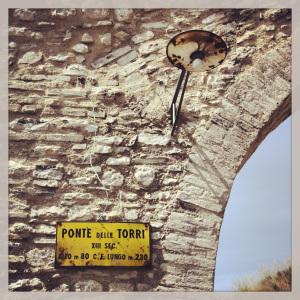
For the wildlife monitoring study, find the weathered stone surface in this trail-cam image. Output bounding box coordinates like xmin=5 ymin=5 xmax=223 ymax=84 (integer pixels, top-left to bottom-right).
xmin=72 ymin=43 xmax=89 ymax=54
xmin=201 ymin=13 xmax=226 ymax=25
xmin=106 ymin=156 xmax=130 ymax=166
xmin=52 ymin=284 xmax=70 ymax=292
xmin=142 ymin=22 xmax=168 ymax=29
xmin=138 ymin=39 xmax=166 ymax=55
xmin=30 ymin=206 xmax=67 ymax=218
xmin=81 ymin=33 xmax=94 ymax=43
xmin=51 ymin=9 xmax=76 ymax=18
xmin=119 ymin=191 xmax=138 ymax=201
xmin=134 ymin=166 xmax=155 ymax=187
xmin=33 ymin=169 xmax=63 ymax=180
xmin=60 ymin=107 xmax=86 ymax=117
xmin=48 ymin=53 xmax=70 ymax=62
xmin=117 ymin=50 xmax=138 ymax=66
xmin=74 ymin=280 xmax=103 ymax=291
xmin=115 ymin=31 xmax=130 ymax=41
xmin=13 ymin=9 xmax=36 ymax=21
xmin=26 ymin=248 xmax=54 ymax=269
xmin=9 ymin=278 xmax=45 ymax=291
xmin=124 ymin=209 xmax=139 ymax=220
xmin=93 ymin=144 xmax=113 ymax=154
xmin=109 ymin=282 xmax=134 ymax=291
xmin=94 ymin=135 xmax=123 ymax=145
xmin=34 ymin=225 xmax=56 ymax=235
xmin=9 ymin=26 xmax=43 ymax=39
xmin=132 ymin=31 xmax=154 ymax=44
xmin=63 ymin=64 xmax=88 ymax=76
xmin=63 ymin=192 xmax=93 ymax=201
xmin=9 ymin=255 xmax=25 ymax=263
xmin=114 ymin=9 xmax=134 ymax=22
xmin=83 ymin=9 xmax=110 ymax=20
xmin=9 ymin=160 xmax=32 ymax=176
xmin=72 ymin=144 xmax=87 ymax=150
xmin=88 ymin=110 xmax=106 ymax=118
xmin=138 ymin=132 xmax=170 ymax=145
xmin=91 ymin=45 xmax=132 ymax=68
xmin=99 ymin=33 xmax=112 ymax=46
xmin=102 ymin=170 xmax=124 ymax=187
xmin=68 ymin=205 xmax=95 ymax=221
xmin=10 ymin=223 xmax=33 ymax=237
xmin=69 ymin=176 xmax=94 ymax=185
xmin=33 ymin=179 xmax=59 ymax=188
xmin=18 ymin=51 xmax=42 ymax=64
xmin=43 ymin=133 xmax=84 ymax=142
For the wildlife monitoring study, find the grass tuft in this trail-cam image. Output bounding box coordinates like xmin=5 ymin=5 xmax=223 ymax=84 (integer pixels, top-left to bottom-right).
xmin=235 ymin=261 xmax=291 ymax=291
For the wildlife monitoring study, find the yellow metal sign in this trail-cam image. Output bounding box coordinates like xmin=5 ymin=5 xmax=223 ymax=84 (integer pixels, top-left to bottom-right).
xmin=55 ymin=222 xmax=151 ymax=268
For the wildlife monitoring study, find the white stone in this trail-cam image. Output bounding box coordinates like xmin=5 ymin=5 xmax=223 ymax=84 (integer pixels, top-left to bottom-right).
xmin=138 ymin=132 xmax=170 ymax=145
xmin=138 ymin=39 xmax=166 ymax=55
xmin=33 ymin=180 xmax=59 ymax=188
xmin=26 ymin=248 xmax=54 ymax=268
xmin=63 ymin=192 xmax=93 ymax=201
xmin=99 ymin=33 xmax=112 ymax=46
xmin=63 ymin=64 xmax=88 ymax=76
xmin=35 ymin=225 xmax=56 ymax=235
xmin=69 ymin=176 xmax=93 ymax=185
xmin=9 ymin=278 xmax=45 ymax=291
xmin=132 ymin=31 xmax=154 ymax=44
xmin=30 ymin=206 xmax=67 ymax=218
xmin=72 ymin=144 xmax=87 ymax=150
xmin=201 ymin=13 xmax=226 ymax=25
xmin=142 ymin=22 xmax=168 ymax=29
xmin=68 ymin=206 xmax=94 ymax=221
xmin=81 ymin=33 xmax=94 ymax=43
xmin=43 ymin=133 xmax=84 ymax=142
xmin=72 ymin=43 xmax=89 ymax=54
xmin=33 ymin=169 xmax=63 ymax=180
xmin=102 ymin=170 xmax=124 ymax=187
xmin=106 ymin=156 xmax=130 ymax=166
xmin=14 ymin=9 xmax=35 ymax=21
xmin=93 ymin=145 xmax=113 ymax=154
xmin=114 ymin=9 xmax=134 ymax=22
xmin=18 ymin=51 xmax=42 ymax=64
xmin=124 ymin=209 xmax=139 ymax=220
xmin=9 ymin=41 xmax=17 ymax=49
xmin=119 ymin=191 xmax=138 ymax=201
xmin=94 ymin=135 xmax=123 ymax=145
xmin=134 ymin=166 xmax=155 ymax=187
xmin=88 ymin=110 xmax=106 ymax=118
xmin=117 ymin=51 xmax=138 ymax=66
xmin=83 ymin=9 xmax=110 ymax=20
xmin=74 ymin=280 xmax=103 ymax=292
xmin=91 ymin=45 xmax=132 ymax=68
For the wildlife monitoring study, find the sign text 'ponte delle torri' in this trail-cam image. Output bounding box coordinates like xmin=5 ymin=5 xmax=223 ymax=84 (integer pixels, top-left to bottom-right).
xmin=55 ymin=222 xmax=151 ymax=267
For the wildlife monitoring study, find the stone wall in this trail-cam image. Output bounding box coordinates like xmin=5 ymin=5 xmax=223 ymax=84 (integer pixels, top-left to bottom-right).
xmin=8 ymin=8 xmax=291 ymax=291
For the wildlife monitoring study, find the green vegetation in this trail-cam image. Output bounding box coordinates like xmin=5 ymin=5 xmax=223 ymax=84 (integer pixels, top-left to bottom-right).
xmin=235 ymin=263 xmax=291 ymax=291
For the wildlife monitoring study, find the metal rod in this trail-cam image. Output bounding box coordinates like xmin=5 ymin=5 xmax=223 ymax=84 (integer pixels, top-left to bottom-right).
xmin=171 ymin=71 xmax=190 ymax=136
xmin=170 ymin=69 xmax=186 ymax=111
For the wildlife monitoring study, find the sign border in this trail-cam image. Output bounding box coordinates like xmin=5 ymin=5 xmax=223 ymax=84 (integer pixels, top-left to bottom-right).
xmin=54 ymin=221 xmax=153 ymax=269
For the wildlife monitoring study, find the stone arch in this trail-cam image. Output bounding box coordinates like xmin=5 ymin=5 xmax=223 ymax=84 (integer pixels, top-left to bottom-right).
xmin=8 ymin=8 xmax=291 ymax=291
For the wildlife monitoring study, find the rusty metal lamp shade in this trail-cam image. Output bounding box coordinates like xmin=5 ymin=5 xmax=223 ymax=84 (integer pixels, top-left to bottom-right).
xmin=167 ymin=30 xmax=228 ymax=135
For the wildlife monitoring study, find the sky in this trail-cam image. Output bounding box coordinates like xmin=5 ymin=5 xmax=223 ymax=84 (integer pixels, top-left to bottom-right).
xmin=214 ymin=116 xmax=291 ymax=291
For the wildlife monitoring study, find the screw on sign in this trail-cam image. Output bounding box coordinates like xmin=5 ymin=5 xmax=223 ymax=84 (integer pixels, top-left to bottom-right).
xmin=166 ymin=30 xmax=228 ymax=135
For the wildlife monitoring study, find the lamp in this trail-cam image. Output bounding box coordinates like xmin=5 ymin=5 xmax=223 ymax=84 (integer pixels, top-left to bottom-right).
xmin=166 ymin=30 xmax=228 ymax=135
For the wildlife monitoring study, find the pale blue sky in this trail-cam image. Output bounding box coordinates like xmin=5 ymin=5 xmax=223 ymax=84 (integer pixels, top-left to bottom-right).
xmin=214 ymin=116 xmax=291 ymax=291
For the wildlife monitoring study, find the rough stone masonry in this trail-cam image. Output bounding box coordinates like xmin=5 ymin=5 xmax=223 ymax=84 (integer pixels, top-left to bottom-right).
xmin=8 ymin=8 xmax=291 ymax=291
